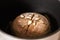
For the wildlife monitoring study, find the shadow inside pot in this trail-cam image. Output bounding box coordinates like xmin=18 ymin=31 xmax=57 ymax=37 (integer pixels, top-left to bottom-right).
xmin=0 ymin=1 xmax=59 ymax=39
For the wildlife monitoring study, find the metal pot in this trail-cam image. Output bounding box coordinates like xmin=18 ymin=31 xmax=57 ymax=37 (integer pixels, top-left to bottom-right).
xmin=0 ymin=0 xmax=60 ymax=40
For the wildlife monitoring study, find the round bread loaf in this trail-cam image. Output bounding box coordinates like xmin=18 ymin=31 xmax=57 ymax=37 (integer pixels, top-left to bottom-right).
xmin=12 ymin=12 xmax=50 ymax=38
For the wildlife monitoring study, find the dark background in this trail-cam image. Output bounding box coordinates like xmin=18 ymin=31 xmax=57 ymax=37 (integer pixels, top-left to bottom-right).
xmin=0 ymin=0 xmax=60 ymax=38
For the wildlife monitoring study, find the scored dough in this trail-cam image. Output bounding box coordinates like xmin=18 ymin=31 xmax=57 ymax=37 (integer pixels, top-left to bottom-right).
xmin=12 ymin=12 xmax=50 ymax=38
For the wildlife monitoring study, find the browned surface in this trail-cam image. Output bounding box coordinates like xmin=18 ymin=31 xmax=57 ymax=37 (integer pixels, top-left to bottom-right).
xmin=12 ymin=12 xmax=50 ymax=38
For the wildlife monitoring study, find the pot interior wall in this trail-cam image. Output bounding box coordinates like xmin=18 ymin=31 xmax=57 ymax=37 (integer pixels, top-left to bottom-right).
xmin=0 ymin=0 xmax=60 ymax=39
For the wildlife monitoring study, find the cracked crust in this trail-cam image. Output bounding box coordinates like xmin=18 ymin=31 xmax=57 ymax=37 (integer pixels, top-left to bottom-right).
xmin=11 ymin=12 xmax=50 ymax=38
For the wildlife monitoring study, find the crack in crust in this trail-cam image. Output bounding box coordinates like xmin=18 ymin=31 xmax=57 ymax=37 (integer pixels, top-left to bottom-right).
xmin=12 ymin=12 xmax=50 ymax=38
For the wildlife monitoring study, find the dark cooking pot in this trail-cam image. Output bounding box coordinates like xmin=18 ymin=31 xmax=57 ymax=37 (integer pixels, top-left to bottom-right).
xmin=0 ymin=0 xmax=60 ymax=39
